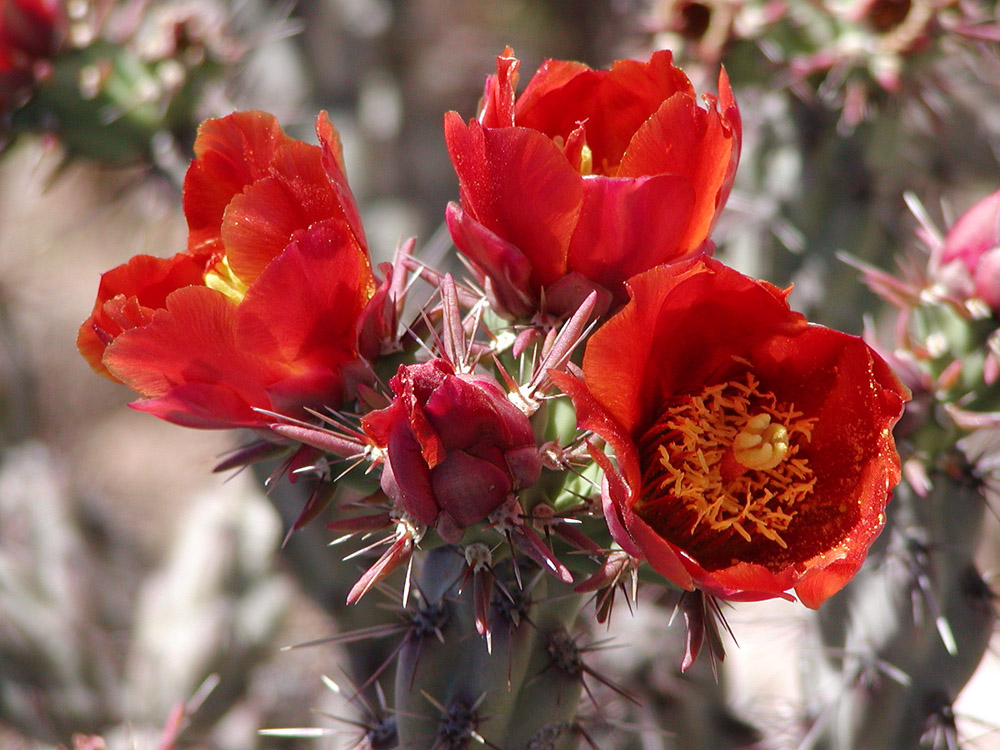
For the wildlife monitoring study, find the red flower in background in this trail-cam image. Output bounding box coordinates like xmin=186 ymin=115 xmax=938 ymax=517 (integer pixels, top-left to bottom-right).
xmin=555 ymin=257 xmax=908 ymax=607
xmin=445 ymin=48 xmax=740 ymax=318
xmin=933 ymin=189 xmax=1000 ymax=316
xmin=362 ymin=359 xmax=541 ymax=543
xmin=0 ymin=0 xmax=64 ymax=113
xmin=78 ymin=110 xmax=376 ymax=428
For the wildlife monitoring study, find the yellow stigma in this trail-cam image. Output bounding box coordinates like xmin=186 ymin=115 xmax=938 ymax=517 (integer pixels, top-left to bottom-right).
xmin=638 ymin=372 xmax=816 ymax=549
xmin=204 ymin=256 xmax=249 ymax=303
xmin=732 ymin=413 xmax=789 ymax=471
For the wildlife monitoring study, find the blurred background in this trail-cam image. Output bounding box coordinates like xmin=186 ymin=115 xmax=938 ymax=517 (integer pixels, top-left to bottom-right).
xmin=2 ymin=0 xmax=1000 ymax=747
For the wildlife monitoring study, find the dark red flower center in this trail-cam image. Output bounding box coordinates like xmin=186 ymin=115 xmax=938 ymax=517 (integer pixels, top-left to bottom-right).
xmin=635 ymin=372 xmax=818 ymax=571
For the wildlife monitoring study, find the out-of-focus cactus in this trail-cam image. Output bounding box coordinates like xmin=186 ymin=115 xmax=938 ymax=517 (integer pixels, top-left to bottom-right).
xmin=1 ymin=0 xmax=245 ymax=170
xmin=123 ymin=479 xmax=291 ymax=738
xmin=800 ymin=191 xmax=1000 ymax=749
xmin=0 ymin=440 xmax=291 ymax=748
xmin=0 ymin=442 xmax=120 ymax=743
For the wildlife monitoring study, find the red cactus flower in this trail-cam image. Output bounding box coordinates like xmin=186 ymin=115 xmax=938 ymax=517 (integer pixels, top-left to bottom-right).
xmin=77 ymin=110 xmax=376 ymax=428
xmin=444 ymin=48 xmax=741 ymax=318
xmin=361 ymin=358 xmax=542 ymax=543
xmin=554 ymin=257 xmax=908 ymax=607
xmin=934 ymin=189 xmax=1000 ymax=316
xmin=0 ymin=0 xmax=64 ymax=113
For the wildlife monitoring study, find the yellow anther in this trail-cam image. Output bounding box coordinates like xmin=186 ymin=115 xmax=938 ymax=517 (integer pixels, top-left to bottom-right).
xmin=579 ymin=144 xmax=594 ymax=176
xmin=204 ymin=256 xmax=249 ymax=303
xmin=732 ymin=413 xmax=790 ymax=471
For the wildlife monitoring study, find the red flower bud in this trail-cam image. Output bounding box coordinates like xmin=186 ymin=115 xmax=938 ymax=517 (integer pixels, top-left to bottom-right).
xmin=362 ymin=359 xmax=542 ymax=541
xmin=444 ymin=48 xmax=741 ymax=318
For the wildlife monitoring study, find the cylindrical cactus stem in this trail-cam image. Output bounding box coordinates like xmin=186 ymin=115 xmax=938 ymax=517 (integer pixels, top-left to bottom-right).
xmin=800 ymin=462 xmax=995 ymax=750
xmin=394 ymin=546 xmax=589 ymax=750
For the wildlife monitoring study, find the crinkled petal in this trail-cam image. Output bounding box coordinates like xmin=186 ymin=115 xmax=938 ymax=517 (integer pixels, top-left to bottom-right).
xmin=77 ymin=251 xmax=211 ymax=378
xmin=103 ymin=286 xmax=280 ymax=427
xmin=184 ymin=111 xmax=294 ymax=256
xmin=444 ymin=113 xmax=582 ymax=290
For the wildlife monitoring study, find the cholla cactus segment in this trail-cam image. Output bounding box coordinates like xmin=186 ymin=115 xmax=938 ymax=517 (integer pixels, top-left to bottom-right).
xmin=801 ymin=475 xmax=995 ymax=750
xmin=649 ymin=0 xmax=1000 ymax=128
xmin=3 ymin=0 xmax=245 ymax=167
xmin=394 ymin=548 xmax=587 ymax=750
xmin=0 ymin=442 xmax=120 ymax=742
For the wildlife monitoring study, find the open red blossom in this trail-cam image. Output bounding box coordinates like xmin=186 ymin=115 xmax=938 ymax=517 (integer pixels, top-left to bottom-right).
xmin=361 ymin=359 xmax=542 ymax=543
xmin=444 ymin=48 xmax=741 ymax=319
xmin=77 ymin=110 xmax=376 ymax=429
xmin=553 ymin=257 xmax=908 ymax=607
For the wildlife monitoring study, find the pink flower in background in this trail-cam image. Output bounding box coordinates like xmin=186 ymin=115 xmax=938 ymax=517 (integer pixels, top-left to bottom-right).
xmin=934 ymin=189 xmax=1000 ymax=316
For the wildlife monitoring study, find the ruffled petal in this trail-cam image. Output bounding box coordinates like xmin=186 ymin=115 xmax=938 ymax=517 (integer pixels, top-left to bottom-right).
xmin=184 ymin=111 xmax=294 ymax=256
xmin=77 ymin=252 xmax=211 ymax=378
xmin=103 ymin=286 xmax=280 ymax=426
xmin=444 ymin=112 xmax=582 ymax=290
xmin=516 ymin=50 xmax=694 ymax=171
xmin=618 ymin=91 xmax=737 ymax=251
xmin=222 ymin=140 xmax=351 ymax=285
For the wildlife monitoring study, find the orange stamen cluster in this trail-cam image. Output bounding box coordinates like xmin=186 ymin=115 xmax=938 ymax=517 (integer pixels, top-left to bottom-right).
xmin=638 ymin=373 xmax=816 ymax=549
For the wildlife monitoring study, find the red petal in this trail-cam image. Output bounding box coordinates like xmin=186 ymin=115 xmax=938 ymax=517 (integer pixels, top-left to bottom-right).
xmin=128 ymin=382 xmax=265 ymax=428
xmin=566 ymin=174 xmax=695 ymax=294
xmin=794 ymin=555 xmax=867 ymax=609
xmin=478 ymin=50 xmax=520 ymax=128
xmin=316 ymin=111 xmax=368 ymax=252
xmin=221 ymin=141 xmax=351 ymax=285
xmin=445 ymin=202 xmax=535 ymax=317
xmin=444 ymin=113 xmax=582 ymax=290
xmin=184 ymin=111 xmax=294 ymax=256
xmin=102 ymin=286 xmax=281 ymax=427
xmin=380 ymin=427 xmax=439 ymax=526
xmin=582 ymin=258 xmax=802 ymax=435
xmin=430 ymin=450 xmax=511 ymax=527
xmin=235 ymin=219 xmax=374 ymax=409
xmin=78 ymin=252 xmax=210 ymax=378
xmin=618 ymin=91 xmax=737 ymax=251
xmin=515 ymin=50 xmax=693 ymax=172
